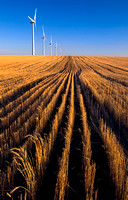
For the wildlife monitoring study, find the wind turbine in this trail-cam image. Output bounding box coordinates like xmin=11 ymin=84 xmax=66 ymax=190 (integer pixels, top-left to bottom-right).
xmin=50 ymin=36 xmax=53 ymax=56
xmin=28 ymin=8 xmax=37 ymax=55
xmin=55 ymin=42 xmax=57 ymax=56
xmin=42 ymin=26 xmax=46 ymax=55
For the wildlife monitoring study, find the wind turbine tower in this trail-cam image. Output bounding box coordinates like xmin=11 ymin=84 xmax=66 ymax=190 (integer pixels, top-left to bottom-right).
xmin=50 ymin=37 xmax=53 ymax=56
xmin=28 ymin=8 xmax=37 ymax=55
xmin=55 ymin=42 xmax=57 ymax=56
xmin=42 ymin=26 xmax=46 ymax=55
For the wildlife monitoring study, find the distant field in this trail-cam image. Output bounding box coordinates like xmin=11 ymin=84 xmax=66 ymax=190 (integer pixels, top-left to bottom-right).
xmin=0 ymin=55 xmax=128 ymax=200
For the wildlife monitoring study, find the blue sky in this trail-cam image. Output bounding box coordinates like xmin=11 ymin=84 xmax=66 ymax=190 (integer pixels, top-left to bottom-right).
xmin=0 ymin=0 xmax=128 ymax=56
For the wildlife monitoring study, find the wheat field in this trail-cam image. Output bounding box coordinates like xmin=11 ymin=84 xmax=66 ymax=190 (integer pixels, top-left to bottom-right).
xmin=0 ymin=55 xmax=128 ymax=200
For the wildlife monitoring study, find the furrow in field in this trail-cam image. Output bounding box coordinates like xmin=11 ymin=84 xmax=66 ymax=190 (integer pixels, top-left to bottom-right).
xmin=31 ymin=56 xmax=67 ymax=75
xmin=14 ymin=72 xmax=67 ymax=138
xmin=54 ymin=75 xmax=75 ymax=200
xmin=2 ymin=72 xmax=72 ymax=200
xmin=79 ymin=73 xmax=128 ymax=128
xmin=67 ymin=75 xmax=85 ymax=200
xmin=0 ymin=74 xmax=61 ymax=130
xmin=35 ymin=73 xmax=69 ymax=135
xmin=0 ymin=73 xmax=60 ymax=118
xmin=74 ymin=57 xmax=128 ymax=151
xmin=77 ymin=74 xmax=115 ymax=200
xmin=37 ymin=73 xmax=72 ymax=200
xmin=88 ymin=56 xmax=128 ymax=73
xmin=43 ymin=56 xmax=67 ymax=72
xmin=80 ymin=74 xmax=128 ymax=153
xmin=79 ymin=57 xmax=128 ymax=87
xmin=99 ymin=119 xmax=128 ymax=200
xmin=20 ymin=56 xmax=62 ymax=71
xmin=75 ymin=75 xmax=97 ymax=200
xmin=0 ymin=74 xmax=66 ymax=163
xmin=0 ymin=74 xmax=56 ymax=108
xmin=90 ymin=56 xmax=128 ymax=72
xmin=0 ymin=56 xmax=66 ymax=108
xmin=0 ymin=55 xmax=56 ymax=68
xmin=0 ymin=74 xmax=64 ymax=133
xmin=1 ymin=55 xmax=128 ymax=200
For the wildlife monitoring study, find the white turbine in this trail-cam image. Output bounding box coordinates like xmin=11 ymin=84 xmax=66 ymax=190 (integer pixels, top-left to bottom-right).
xmin=55 ymin=42 xmax=57 ymax=56
xmin=50 ymin=36 xmax=53 ymax=56
xmin=28 ymin=8 xmax=37 ymax=55
xmin=42 ymin=26 xmax=46 ymax=55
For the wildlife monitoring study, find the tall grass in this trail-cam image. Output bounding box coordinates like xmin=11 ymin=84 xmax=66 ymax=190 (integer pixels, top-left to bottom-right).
xmin=11 ymin=147 xmax=37 ymax=200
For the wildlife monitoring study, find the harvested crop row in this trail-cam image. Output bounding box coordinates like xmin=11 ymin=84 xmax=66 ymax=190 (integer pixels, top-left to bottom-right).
xmin=80 ymin=70 xmax=128 ymax=120
xmin=54 ymin=75 xmax=75 ymax=200
xmin=80 ymin=56 xmax=128 ymax=84
xmin=0 ymin=72 xmax=60 ymax=118
xmin=0 ymin=74 xmax=66 ymax=162
xmin=40 ymin=73 xmax=71 ymax=169
xmin=0 ymin=73 xmax=62 ymax=130
xmin=1 ymin=73 xmax=72 ymax=200
xmin=43 ymin=56 xmax=68 ymax=73
xmin=35 ymin=74 xmax=68 ymax=134
xmin=76 ymin=79 xmax=96 ymax=200
xmin=0 ymin=56 xmax=66 ymax=107
xmin=79 ymin=57 xmax=128 ymax=87
xmin=0 ymin=56 xmax=128 ymax=200
xmin=100 ymin=119 xmax=128 ymax=200
xmin=79 ymin=73 xmax=128 ymax=150
xmin=74 ymin=57 xmax=128 ymax=146
xmin=0 ymin=76 xmax=50 ymax=108
xmin=77 ymin=75 xmax=115 ymax=199
xmin=0 ymin=73 xmax=65 ymax=135
xmin=88 ymin=56 xmax=128 ymax=72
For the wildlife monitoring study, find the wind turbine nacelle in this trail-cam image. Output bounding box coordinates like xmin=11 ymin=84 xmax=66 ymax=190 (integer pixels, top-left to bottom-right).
xmin=30 ymin=21 xmax=35 ymax=24
xmin=42 ymin=36 xmax=46 ymax=39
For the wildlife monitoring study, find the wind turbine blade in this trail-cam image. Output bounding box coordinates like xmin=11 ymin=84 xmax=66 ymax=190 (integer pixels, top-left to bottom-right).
xmin=42 ymin=26 xmax=45 ymax=37
xmin=28 ymin=16 xmax=34 ymax=22
xmin=34 ymin=8 xmax=37 ymax=21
